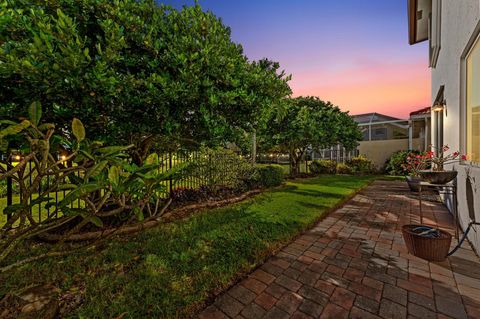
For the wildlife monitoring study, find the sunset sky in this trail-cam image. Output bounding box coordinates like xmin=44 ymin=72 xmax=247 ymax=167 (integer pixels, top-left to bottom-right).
xmin=162 ymin=0 xmax=431 ymax=119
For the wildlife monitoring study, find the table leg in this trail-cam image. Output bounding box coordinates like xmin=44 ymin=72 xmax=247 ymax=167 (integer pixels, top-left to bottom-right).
xmin=419 ymin=185 xmax=423 ymax=224
xmin=453 ymin=189 xmax=459 ymax=241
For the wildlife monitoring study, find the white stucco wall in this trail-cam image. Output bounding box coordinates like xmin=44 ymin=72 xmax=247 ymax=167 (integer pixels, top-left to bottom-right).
xmin=431 ymin=0 xmax=480 ymax=253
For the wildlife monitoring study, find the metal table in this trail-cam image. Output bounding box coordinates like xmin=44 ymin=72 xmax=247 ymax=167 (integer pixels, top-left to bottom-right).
xmin=418 ymin=181 xmax=458 ymax=240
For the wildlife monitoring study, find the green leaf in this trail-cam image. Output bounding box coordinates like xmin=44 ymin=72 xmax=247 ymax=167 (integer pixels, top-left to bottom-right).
xmin=79 ymin=150 xmax=95 ymax=161
xmin=95 ymin=145 xmax=133 ymax=157
xmin=29 ymin=196 xmax=53 ymax=207
xmin=56 ymin=183 xmax=77 ymax=191
xmin=38 ymin=123 xmax=55 ymax=131
xmin=59 ymin=183 xmax=101 ymax=208
xmin=145 ymin=153 xmax=159 ymax=165
xmin=85 ymin=160 xmax=108 ymax=180
xmin=3 ymin=203 xmax=26 ymax=215
xmin=0 ymin=120 xmax=17 ymax=126
xmin=72 ymin=118 xmax=85 ymax=142
xmin=67 ymin=174 xmax=83 ymax=185
xmin=108 ymin=166 xmax=120 ymax=186
xmin=0 ymin=139 xmax=7 ymax=152
xmin=89 ymin=215 xmax=104 ymax=227
xmin=28 ymin=101 xmax=42 ymax=126
xmin=0 ymin=120 xmax=31 ymax=138
xmin=61 ymin=207 xmax=85 ymax=217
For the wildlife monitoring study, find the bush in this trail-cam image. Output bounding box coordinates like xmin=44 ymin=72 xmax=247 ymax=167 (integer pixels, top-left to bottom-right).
xmin=336 ymin=163 xmax=352 ymax=175
xmin=346 ymin=156 xmax=375 ymax=175
xmin=384 ymin=150 xmax=421 ymax=176
xmin=309 ymin=160 xmax=337 ymax=174
xmin=190 ymin=148 xmax=256 ymax=191
xmin=255 ymin=165 xmax=284 ymax=188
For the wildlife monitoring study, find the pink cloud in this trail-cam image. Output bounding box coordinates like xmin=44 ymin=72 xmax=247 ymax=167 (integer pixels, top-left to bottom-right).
xmin=289 ymin=60 xmax=431 ymax=118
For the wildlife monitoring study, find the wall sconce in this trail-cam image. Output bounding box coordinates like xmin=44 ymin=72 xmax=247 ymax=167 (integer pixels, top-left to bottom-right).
xmin=432 ymin=100 xmax=447 ymax=115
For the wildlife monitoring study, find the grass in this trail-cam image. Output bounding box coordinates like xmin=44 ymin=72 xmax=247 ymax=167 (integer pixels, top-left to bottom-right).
xmin=256 ymin=162 xmax=312 ymax=175
xmin=0 ymin=175 xmax=373 ymax=318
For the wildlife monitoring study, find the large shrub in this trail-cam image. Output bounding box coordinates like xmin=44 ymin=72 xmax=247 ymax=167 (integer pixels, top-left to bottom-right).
xmin=255 ymin=165 xmax=284 ymax=188
xmin=346 ymin=156 xmax=375 ymax=175
xmin=384 ymin=150 xmax=421 ymax=176
xmin=0 ymin=1 xmax=291 ymax=162
xmin=309 ymin=160 xmax=337 ymax=174
xmin=190 ymin=148 xmax=256 ymax=191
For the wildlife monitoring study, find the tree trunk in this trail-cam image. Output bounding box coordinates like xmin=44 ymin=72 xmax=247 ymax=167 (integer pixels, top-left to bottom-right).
xmin=290 ymin=151 xmax=300 ymax=176
xmin=130 ymin=135 xmax=155 ymax=166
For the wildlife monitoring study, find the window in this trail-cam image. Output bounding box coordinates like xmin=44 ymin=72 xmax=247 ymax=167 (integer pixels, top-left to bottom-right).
xmin=429 ymin=0 xmax=442 ymax=67
xmin=466 ymin=35 xmax=480 ymax=163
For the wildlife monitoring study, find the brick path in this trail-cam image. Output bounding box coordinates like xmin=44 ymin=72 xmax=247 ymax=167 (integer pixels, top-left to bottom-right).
xmin=197 ymin=180 xmax=480 ymax=319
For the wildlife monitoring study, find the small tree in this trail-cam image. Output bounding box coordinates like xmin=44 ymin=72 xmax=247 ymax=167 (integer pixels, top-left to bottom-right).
xmin=260 ymin=97 xmax=361 ymax=175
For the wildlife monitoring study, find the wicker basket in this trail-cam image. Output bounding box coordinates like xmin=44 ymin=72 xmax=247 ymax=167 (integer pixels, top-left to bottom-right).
xmin=402 ymin=224 xmax=452 ymax=262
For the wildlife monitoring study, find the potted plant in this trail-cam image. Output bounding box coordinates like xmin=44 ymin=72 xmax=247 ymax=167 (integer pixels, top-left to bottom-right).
xmin=418 ymin=145 xmax=467 ymax=184
xmin=402 ymin=152 xmax=429 ymax=192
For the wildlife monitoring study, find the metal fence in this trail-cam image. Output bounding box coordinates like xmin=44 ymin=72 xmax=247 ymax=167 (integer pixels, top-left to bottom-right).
xmin=312 ymin=147 xmax=359 ymax=163
xmin=1 ymin=147 xmax=360 ymax=227
xmin=0 ymin=150 xmax=246 ymax=227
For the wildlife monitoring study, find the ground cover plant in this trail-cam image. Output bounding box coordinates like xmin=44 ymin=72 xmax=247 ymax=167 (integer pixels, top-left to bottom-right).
xmin=0 ymin=175 xmax=372 ymax=318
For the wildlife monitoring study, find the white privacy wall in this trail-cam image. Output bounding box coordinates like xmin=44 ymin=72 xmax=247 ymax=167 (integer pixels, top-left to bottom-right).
xmin=431 ymin=0 xmax=480 ymax=253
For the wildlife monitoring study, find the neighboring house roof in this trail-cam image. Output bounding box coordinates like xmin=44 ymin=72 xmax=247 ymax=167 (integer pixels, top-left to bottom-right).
xmin=409 ymin=107 xmax=431 ymax=117
xmin=352 ymin=113 xmax=402 ymax=124
xmin=408 ymin=0 xmax=431 ymax=45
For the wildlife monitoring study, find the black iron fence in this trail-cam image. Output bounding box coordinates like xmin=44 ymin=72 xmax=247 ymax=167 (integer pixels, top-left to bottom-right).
xmin=0 ymin=150 xmax=249 ymax=227
xmin=1 ymin=147 xmax=360 ymax=227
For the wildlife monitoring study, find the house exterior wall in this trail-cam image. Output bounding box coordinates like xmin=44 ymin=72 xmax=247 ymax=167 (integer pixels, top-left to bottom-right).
xmin=358 ymin=137 xmax=424 ymax=169
xmin=432 ymin=0 xmax=480 ymax=252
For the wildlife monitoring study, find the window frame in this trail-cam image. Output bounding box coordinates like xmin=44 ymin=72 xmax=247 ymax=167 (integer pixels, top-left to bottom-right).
xmin=461 ymin=20 xmax=480 ymax=167
xmin=429 ymin=0 xmax=442 ymax=68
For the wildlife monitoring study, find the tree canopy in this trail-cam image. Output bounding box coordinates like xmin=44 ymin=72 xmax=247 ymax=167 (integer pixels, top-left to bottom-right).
xmin=260 ymin=96 xmax=362 ymax=174
xmin=0 ymin=0 xmax=291 ymax=160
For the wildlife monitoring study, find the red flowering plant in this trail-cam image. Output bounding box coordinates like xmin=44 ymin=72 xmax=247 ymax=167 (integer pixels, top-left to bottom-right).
xmin=402 ymin=152 xmax=430 ymax=176
xmin=426 ymin=145 xmax=467 ymax=171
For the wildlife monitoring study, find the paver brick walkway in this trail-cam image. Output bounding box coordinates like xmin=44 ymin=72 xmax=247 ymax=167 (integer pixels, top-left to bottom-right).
xmin=197 ymin=180 xmax=480 ymax=319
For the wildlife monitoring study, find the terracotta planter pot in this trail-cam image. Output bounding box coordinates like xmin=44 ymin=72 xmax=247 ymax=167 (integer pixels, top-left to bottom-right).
xmin=405 ymin=176 xmax=421 ymax=192
xmin=419 ymin=170 xmax=457 ymax=184
xmin=402 ymin=224 xmax=452 ymax=262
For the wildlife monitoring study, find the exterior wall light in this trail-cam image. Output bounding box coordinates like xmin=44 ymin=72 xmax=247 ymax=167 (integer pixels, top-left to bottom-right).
xmin=432 ymin=100 xmax=447 ymax=115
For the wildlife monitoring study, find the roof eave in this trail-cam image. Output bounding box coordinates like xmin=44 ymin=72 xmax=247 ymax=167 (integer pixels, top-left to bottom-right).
xmin=408 ymin=0 xmax=430 ymax=45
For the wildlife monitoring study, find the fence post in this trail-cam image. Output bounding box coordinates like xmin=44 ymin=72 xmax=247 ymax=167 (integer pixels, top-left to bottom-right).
xmin=169 ymin=151 xmax=173 ymax=198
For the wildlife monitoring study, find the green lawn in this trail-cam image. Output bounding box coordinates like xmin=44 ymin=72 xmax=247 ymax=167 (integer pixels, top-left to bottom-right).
xmin=0 ymin=175 xmax=373 ymax=318
xmin=257 ymin=162 xmax=311 ymax=175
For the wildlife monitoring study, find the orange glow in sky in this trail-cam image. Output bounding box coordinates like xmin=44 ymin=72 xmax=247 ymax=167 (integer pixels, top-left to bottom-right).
xmin=290 ymin=61 xmax=431 ymax=118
